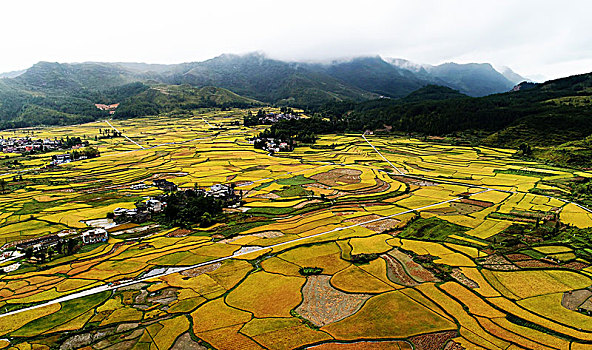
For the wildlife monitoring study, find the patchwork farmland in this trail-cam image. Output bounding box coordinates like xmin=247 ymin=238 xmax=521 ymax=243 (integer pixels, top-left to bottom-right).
xmin=1 ymin=108 xmax=592 ymax=349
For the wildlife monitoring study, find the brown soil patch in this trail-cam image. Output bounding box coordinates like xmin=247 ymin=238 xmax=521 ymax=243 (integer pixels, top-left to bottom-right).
xmin=181 ymin=262 xmax=221 ymax=277
xmin=361 ymin=218 xmax=400 ymax=233
xmin=459 ymin=198 xmax=494 ymax=208
xmin=219 ymin=231 xmax=284 ymax=244
xmin=382 ymin=254 xmax=418 ymax=286
xmin=296 ymin=275 xmax=371 ymax=327
xmin=505 ymin=253 xmax=532 ymax=262
xmin=344 ymin=214 xmax=400 ymax=232
xmin=172 ymin=333 xmax=208 ymax=350
xmin=308 ymin=341 xmax=412 ymax=350
xmin=253 ymin=192 xmax=281 ymax=199
xmin=333 ymin=211 xmax=358 ymax=216
xmin=425 ymin=207 xmax=457 ymax=215
xmin=444 ymin=340 xmax=466 ymax=350
xmin=562 ymin=261 xmax=589 ymax=270
xmin=344 ymin=214 xmax=382 ymax=225
xmin=252 ymin=231 xmax=284 ymax=239
xmin=311 ymin=169 xmax=362 ymax=187
xmin=294 ymin=199 xmax=322 ymax=209
xmin=146 ymin=288 xmax=178 ymax=305
xmin=167 ymin=228 xmax=193 ymax=237
xmin=388 ymin=249 xmax=439 ymax=283
xmin=562 ymin=289 xmax=592 ymax=311
xmin=409 ymin=330 xmax=459 ymax=350
xmin=450 ymin=202 xmax=483 ymax=215
xmin=514 ymin=260 xmax=557 ymax=268
xmin=450 ymin=268 xmax=479 ymax=288
xmin=478 ymin=255 xmax=519 ymax=271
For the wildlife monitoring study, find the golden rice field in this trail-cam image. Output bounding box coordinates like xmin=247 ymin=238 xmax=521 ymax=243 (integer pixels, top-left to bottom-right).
xmin=1 ymin=109 xmax=592 ymax=349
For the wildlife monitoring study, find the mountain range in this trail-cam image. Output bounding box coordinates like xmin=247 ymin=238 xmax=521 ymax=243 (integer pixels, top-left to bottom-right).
xmin=0 ymin=52 xmax=531 ymax=129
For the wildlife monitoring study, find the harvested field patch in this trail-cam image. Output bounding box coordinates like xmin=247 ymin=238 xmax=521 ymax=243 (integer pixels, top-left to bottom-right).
xmin=181 ymin=262 xmax=222 ymax=277
xmin=307 ymin=340 xmax=412 ymax=350
xmin=505 ymin=253 xmax=532 ymax=261
xmin=514 ymin=259 xmax=558 ymax=268
xmin=382 ymin=254 xmax=418 ymax=286
xmin=171 ymin=332 xmax=208 ymax=350
xmin=296 ymin=275 xmax=371 ymax=327
xmin=478 ymin=254 xmax=519 ymax=271
xmin=450 ymin=268 xmax=479 ymax=289
xmin=562 ymin=289 xmax=592 ymax=311
xmin=409 ymin=330 xmax=459 ymax=350
xmin=459 ymin=198 xmax=494 ymax=208
xmin=563 ymin=261 xmax=589 ymax=270
xmin=167 ymin=228 xmax=193 ymax=237
xmin=388 ymin=249 xmax=439 ymax=283
xmin=311 ymin=169 xmax=362 ymax=187
xmin=450 ymin=202 xmax=485 ymax=215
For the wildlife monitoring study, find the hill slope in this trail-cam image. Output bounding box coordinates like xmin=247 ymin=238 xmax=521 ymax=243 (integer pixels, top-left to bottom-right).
xmin=309 ymin=72 xmax=592 ymax=150
xmin=115 ymin=85 xmax=263 ymax=118
xmin=0 ymin=53 xmax=531 ymax=129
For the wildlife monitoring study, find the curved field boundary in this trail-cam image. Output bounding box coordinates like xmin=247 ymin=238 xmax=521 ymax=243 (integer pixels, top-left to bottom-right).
xmin=0 ymin=193 xmax=474 ymax=320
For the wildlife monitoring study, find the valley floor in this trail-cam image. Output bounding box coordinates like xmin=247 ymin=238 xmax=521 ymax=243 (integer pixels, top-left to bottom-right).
xmin=0 ymin=109 xmax=592 ymax=349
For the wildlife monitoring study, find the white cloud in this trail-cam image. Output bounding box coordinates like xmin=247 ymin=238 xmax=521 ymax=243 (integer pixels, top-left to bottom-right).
xmin=0 ymin=0 xmax=590 ymax=79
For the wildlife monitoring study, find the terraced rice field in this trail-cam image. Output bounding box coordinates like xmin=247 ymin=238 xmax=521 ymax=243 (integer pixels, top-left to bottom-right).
xmin=1 ymin=109 xmax=592 ymax=349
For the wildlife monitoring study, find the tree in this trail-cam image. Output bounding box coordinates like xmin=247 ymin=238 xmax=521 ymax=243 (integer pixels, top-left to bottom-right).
xmin=519 ymin=143 xmax=532 ymax=156
xmin=0 ymin=179 xmax=6 ymax=194
xmin=47 ymin=247 xmax=55 ymax=260
xmin=66 ymin=238 xmax=78 ymax=255
xmin=56 ymin=240 xmax=64 ymax=255
xmin=34 ymin=250 xmax=46 ymax=263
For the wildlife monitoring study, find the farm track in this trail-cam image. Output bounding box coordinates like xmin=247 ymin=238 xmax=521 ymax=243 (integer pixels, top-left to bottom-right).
xmin=105 ymin=120 xmax=145 ymax=149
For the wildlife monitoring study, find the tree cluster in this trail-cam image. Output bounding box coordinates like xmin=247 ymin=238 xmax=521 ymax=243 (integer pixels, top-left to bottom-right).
xmin=157 ymin=189 xmax=224 ymax=228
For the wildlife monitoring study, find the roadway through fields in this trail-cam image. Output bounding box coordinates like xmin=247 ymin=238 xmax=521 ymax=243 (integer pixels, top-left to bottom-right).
xmin=105 ymin=120 xmax=145 ymax=149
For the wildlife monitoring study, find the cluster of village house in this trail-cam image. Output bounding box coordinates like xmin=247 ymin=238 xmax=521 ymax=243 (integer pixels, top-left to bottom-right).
xmin=49 ymin=151 xmax=97 ymax=166
xmin=258 ymin=112 xmax=300 ymax=124
xmin=115 ymin=181 xmax=240 ymax=223
xmin=3 ymin=181 xmax=240 ymax=265
xmin=0 ymin=137 xmax=64 ymax=154
xmin=13 ymin=227 xmax=109 ymax=253
xmin=250 ymin=138 xmax=292 ymax=153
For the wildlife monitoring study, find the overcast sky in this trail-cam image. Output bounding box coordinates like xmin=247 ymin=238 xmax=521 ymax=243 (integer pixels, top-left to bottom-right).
xmin=1 ymin=0 xmax=590 ymax=80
